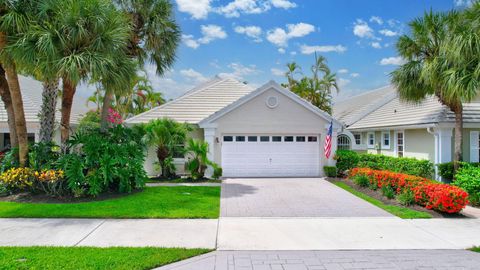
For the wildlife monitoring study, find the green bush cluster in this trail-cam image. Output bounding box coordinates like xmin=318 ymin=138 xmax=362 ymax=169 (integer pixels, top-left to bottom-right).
xmin=335 ymin=150 xmax=434 ymax=178
xmin=323 ymin=166 xmax=337 ymax=177
xmin=438 ymin=162 xmax=480 ymax=182
xmin=397 ymin=189 xmax=415 ymax=206
xmin=353 ymin=175 xmax=369 ymax=187
xmin=453 ymin=164 xmax=480 ymax=206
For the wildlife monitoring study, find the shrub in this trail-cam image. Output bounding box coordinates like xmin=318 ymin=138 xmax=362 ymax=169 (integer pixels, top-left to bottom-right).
xmin=381 ymin=185 xmax=395 ymax=199
xmin=0 ymin=167 xmax=35 ymax=192
xmin=0 ymin=182 xmax=7 ymax=196
xmin=0 ymin=148 xmax=19 ymax=173
xmin=211 ymin=163 xmax=223 ymax=180
xmin=33 ymin=169 xmax=66 ymax=197
xmin=397 ymin=189 xmax=415 ymax=206
xmin=454 ymin=164 xmax=480 ymax=206
xmin=323 ymin=166 xmax=337 ymax=177
xmin=58 ymin=125 xmax=147 ymax=197
xmin=353 ymin=175 xmax=369 ymax=187
xmin=350 ymin=168 xmax=469 ymax=213
xmin=438 ymin=162 xmax=480 ymax=182
xmin=357 ymin=154 xmax=434 ymax=178
xmin=334 ymin=150 xmax=359 ymax=175
xmin=28 ymin=142 xmax=60 ymax=171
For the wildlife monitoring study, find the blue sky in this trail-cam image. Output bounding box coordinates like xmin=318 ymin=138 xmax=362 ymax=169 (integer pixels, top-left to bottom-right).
xmin=142 ymin=0 xmax=473 ymax=101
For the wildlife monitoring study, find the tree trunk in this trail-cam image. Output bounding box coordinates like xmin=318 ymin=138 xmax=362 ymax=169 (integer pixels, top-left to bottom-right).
xmin=39 ymin=80 xmax=59 ymax=143
xmin=0 ymin=64 xmax=17 ymax=149
xmin=156 ymin=146 xmax=169 ymax=177
xmin=60 ymin=78 xmax=76 ymax=149
xmin=5 ymin=63 xmax=28 ymax=166
xmin=453 ymin=104 xmax=463 ymax=172
xmin=100 ymin=89 xmax=113 ymax=131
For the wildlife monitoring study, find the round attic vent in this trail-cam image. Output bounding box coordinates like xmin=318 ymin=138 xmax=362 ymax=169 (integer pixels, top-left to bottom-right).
xmin=266 ymin=96 xmax=278 ymax=108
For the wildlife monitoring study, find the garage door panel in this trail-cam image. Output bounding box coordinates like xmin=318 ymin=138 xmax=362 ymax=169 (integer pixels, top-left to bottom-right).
xmin=222 ymin=134 xmax=320 ymax=177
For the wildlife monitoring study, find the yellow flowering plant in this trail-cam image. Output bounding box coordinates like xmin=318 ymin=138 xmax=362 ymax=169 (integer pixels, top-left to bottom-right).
xmin=0 ymin=168 xmax=35 ymax=191
xmin=33 ymin=169 xmax=66 ymax=196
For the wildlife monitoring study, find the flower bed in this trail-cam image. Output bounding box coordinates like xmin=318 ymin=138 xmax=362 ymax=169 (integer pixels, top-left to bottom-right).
xmin=349 ymin=168 xmax=469 ymax=213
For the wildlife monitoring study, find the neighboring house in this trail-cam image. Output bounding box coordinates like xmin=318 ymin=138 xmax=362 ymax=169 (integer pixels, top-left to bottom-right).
xmin=126 ymin=77 xmax=342 ymax=177
xmin=334 ymin=85 xmax=480 ymax=180
xmin=0 ymin=76 xmax=90 ymax=150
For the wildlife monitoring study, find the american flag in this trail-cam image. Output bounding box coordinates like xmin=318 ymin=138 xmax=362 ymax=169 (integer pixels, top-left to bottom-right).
xmin=324 ymin=121 xmax=333 ymax=159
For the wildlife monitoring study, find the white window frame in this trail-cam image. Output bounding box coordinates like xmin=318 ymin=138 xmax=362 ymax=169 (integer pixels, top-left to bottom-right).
xmin=394 ymin=130 xmax=405 ymax=158
xmin=381 ymin=131 xmax=391 ymax=149
xmin=367 ymin=132 xmax=375 ymax=149
xmin=470 ymin=131 xmax=479 ymax=162
xmin=353 ymin=133 xmax=362 ymax=145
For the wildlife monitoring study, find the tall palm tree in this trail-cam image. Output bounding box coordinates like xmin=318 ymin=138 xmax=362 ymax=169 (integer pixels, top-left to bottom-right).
xmin=101 ymin=0 xmax=180 ymax=127
xmin=142 ymin=118 xmax=190 ymax=178
xmin=0 ymin=64 xmax=16 ymax=149
xmin=391 ymin=8 xmax=479 ymax=170
xmin=0 ymin=0 xmax=31 ymax=165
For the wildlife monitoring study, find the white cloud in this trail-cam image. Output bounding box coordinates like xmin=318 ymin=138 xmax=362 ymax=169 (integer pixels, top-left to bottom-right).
xmin=278 ymin=48 xmax=286 ymax=54
xmin=182 ymin=34 xmax=200 ymax=49
xmin=271 ymin=68 xmax=284 ymax=77
xmin=353 ymin=19 xmax=375 ymax=39
xmin=350 ymin=73 xmax=360 ymax=78
xmin=218 ymin=62 xmax=260 ymax=81
xmin=234 ymin=25 xmax=262 ymax=42
xmin=380 ymin=56 xmax=405 ymax=66
xmin=369 ymin=16 xmax=383 ymax=25
xmin=300 ymin=44 xmax=347 ymax=54
xmin=337 ymin=69 xmax=349 ymax=74
xmin=290 ymin=51 xmax=297 ymax=56
xmin=266 ymin=23 xmax=315 ymax=47
xmin=216 ymin=0 xmax=271 ymax=18
xmin=454 ymin=0 xmax=474 ymax=6
xmin=338 ymin=78 xmax=351 ymax=88
xmin=176 ymin=0 xmax=211 ymax=19
xmin=180 ymin=68 xmax=208 ymax=83
xmin=379 ymin=29 xmax=399 ymax=37
xmin=371 ymin=42 xmax=382 ymax=49
xmin=198 ymin=24 xmax=227 ymax=44
xmin=270 ymin=0 xmax=297 ymax=9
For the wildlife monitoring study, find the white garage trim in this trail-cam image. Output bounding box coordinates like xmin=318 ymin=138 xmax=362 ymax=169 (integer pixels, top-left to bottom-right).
xmin=221 ymin=134 xmax=321 ymax=177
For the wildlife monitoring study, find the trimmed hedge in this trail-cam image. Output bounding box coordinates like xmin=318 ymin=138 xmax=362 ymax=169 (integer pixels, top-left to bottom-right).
xmin=438 ymin=162 xmax=480 ymax=182
xmin=350 ymin=168 xmax=469 ymax=213
xmin=335 ymin=150 xmax=434 ymax=178
xmin=323 ymin=166 xmax=337 ymax=177
xmin=453 ymin=164 xmax=480 ymax=206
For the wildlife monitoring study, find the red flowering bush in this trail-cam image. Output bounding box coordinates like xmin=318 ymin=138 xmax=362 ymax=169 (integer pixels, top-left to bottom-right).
xmin=350 ymin=168 xmax=469 ymax=213
xmin=107 ymin=108 xmax=123 ymax=125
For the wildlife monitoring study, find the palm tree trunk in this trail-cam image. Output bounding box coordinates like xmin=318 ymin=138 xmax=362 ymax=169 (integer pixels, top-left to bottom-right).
xmin=100 ymin=89 xmax=113 ymax=131
xmin=60 ymin=78 xmax=76 ymax=149
xmin=0 ymin=64 xmax=17 ymax=149
xmin=453 ymin=105 xmax=463 ymax=172
xmin=5 ymin=63 xmax=28 ymax=166
xmin=39 ymin=80 xmax=59 ymax=143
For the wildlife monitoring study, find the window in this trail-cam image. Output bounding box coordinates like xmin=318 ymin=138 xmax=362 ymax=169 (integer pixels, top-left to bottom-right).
xmin=353 ymin=133 xmax=361 ymax=145
xmin=396 ymin=131 xmax=404 ymax=157
xmin=284 ymin=136 xmax=294 ymax=142
xmin=337 ymin=135 xmax=351 ymax=150
xmin=296 ymin=136 xmax=306 ymax=142
xmin=223 ymin=136 xmax=233 ymax=142
xmin=235 ymin=136 xmax=245 ymax=142
xmin=248 ymin=136 xmax=257 ymax=142
xmin=382 ymin=131 xmax=390 ymax=149
xmin=470 ymin=131 xmax=479 ymax=162
xmin=367 ymin=132 xmax=375 ymax=148
xmin=308 ymin=136 xmax=318 ymax=142
xmin=260 ymin=136 xmax=270 ymax=142
xmin=272 ymin=136 xmax=282 ymax=142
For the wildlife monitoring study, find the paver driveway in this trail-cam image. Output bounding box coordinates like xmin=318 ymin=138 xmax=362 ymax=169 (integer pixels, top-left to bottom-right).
xmin=220 ymin=178 xmax=392 ymax=217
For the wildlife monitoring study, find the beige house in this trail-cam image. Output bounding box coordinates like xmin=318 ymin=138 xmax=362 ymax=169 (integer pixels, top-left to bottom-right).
xmin=334 ymin=86 xmax=480 ymax=180
xmin=126 ymin=77 xmax=342 ymax=177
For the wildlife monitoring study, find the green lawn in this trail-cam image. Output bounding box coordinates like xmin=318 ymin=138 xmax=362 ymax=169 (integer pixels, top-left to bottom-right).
xmin=147 ymin=178 xmax=222 ymax=184
xmin=0 ymin=246 xmax=210 ymax=270
xmin=470 ymin=247 xmax=480 ymax=252
xmin=0 ymin=186 xmax=220 ymax=218
xmin=334 ymin=182 xmax=432 ymax=219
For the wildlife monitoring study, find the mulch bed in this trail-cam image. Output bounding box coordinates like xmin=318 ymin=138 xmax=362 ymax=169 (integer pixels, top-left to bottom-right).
xmin=327 ymin=177 xmax=467 ymax=218
xmin=0 ymin=190 xmax=141 ymax=204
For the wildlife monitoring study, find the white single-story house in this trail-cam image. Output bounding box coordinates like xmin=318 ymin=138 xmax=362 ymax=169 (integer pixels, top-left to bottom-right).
xmin=333 ymin=85 xmax=480 ymax=179
xmin=126 ymin=77 xmax=342 ymax=178
xmin=0 ymin=76 xmax=89 ymax=151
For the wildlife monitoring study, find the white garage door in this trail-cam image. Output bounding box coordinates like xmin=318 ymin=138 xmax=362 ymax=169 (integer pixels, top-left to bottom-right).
xmin=221 ymin=134 xmax=320 ymax=177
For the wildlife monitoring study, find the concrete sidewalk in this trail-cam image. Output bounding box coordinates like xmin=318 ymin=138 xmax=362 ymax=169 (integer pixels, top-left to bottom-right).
xmin=0 ymin=218 xmax=217 ymax=248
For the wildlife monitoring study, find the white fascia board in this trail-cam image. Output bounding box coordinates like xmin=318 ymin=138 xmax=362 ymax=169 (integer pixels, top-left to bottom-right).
xmin=348 ymin=123 xmax=437 ymax=132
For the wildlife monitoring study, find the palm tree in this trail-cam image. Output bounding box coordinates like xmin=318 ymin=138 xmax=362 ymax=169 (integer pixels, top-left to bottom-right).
xmin=100 ymin=0 xmax=180 ymax=127
xmin=391 ymin=8 xmax=479 ymax=170
xmin=284 ymin=62 xmax=301 ymax=89
xmin=185 ymin=138 xmax=210 ymax=180
xmin=142 ymin=118 xmax=190 ymax=178
xmin=0 ymin=0 xmax=31 ymax=166
xmin=0 ymin=64 xmax=16 ymax=149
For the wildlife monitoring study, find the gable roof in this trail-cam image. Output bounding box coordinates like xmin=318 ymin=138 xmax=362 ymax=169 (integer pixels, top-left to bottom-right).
xmin=125 ymin=77 xmax=254 ymax=124
xmin=0 ymin=76 xmax=90 ymax=125
xmin=199 ymin=80 xmax=342 ymax=128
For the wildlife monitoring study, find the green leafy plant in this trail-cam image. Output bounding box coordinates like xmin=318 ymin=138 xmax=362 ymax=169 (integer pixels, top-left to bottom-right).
xmin=454 ymin=164 xmax=480 ymax=206
xmin=334 ymin=150 xmax=359 ymax=175
xmin=357 ymin=153 xmax=434 ymax=178
xmin=28 ymin=142 xmax=60 ymax=171
xmin=323 ymin=166 xmax=337 ymax=177
xmin=353 ymin=175 xmax=369 ymax=188
xmin=381 ymin=185 xmax=395 ymax=199
xmin=211 ymin=163 xmax=223 ymax=180
xmin=438 ymin=162 xmax=480 ymax=182
xmin=397 ymin=189 xmax=415 ymax=206
xmin=0 ymin=148 xmax=19 ymax=173
xmin=0 ymin=182 xmax=7 ymax=196
xmin=185 ymin=139 xmax=209 ymax=180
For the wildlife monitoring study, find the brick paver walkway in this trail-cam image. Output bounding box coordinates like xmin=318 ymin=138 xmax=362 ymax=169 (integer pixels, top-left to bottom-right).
xmin=157 ymin=250 xmax=480 ymax=270
xmin=221 ymin=178 xmax=392 ymax=217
